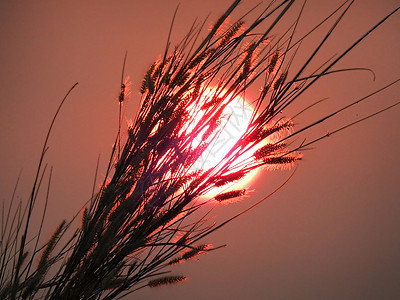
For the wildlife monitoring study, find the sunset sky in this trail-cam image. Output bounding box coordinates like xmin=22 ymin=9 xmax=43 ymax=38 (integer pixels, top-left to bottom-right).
xmin=1 ymin=1 xmax=399 ymax=299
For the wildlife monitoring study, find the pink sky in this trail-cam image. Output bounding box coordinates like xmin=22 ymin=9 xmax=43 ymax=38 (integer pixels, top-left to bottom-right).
xmin=1 ymin=1 xmax=399 ymax=299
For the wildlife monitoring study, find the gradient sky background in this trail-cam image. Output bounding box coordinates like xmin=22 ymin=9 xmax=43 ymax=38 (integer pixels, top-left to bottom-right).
xmin=1 ymin=1 xmax=399 ymax=299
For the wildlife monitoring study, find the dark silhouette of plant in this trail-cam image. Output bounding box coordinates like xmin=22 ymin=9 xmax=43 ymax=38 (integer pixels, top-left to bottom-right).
xmin=1 ymin=1 xmax=398 ymax=299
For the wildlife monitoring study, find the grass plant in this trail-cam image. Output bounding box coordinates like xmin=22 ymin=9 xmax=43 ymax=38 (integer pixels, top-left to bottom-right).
xmin=1 ymin=1 xmax=399 ymax=299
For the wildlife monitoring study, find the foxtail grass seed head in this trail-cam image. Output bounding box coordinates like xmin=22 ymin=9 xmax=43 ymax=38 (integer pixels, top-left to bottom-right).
xmin=169 ymin=257 xmax=182 ymax=265
xmin=241 ymin=42 xmax=257 ymax=78
xmin=38 ymin=220 xmax=66 ymax=269
xmin=140 ymin=62 xmax=157 ymax=94
xmin=218 ymin=20 xmax=244 ymax=48
xmin=118 ymin=84 xmax=126 ymax=103
xmin=263 ymin=155 xmax=298 ymax=165
xmin=81 ymin=207 xmax=88 ymax=229
xmin=273 ymin=72 xmax=287 ymax=90
xmin=169 ymin=244 xmax=210 ymax=265
xmin=215 ymin=189 xmax=246 ymax=202
xmin=214 ymin=170 xmax=246 ymax=186
xmin=181 ymin=244 xmax=210 ymax=259
xmin=247 ymin=119 xmax=293 ymax=142
xmin=262 ymin=120 xmax=294 ymax=139
xmin=117 ymin=76 xmax=131 ymax=103
xmin=189 ymin=50 xmax=211 ymax=70
xmin=268 ymin=51 xmax=280 ymax=74
xmin=148 ymin=276 xmax=187 ymax=288
xmin=253 ymin=143 xmax=287 ymax=161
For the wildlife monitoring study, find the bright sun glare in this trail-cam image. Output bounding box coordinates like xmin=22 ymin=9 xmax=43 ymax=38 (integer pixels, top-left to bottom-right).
xmin=190 ymin=88 xmax=261 ymax=193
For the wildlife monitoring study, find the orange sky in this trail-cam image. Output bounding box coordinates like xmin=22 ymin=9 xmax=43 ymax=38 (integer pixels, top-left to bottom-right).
xmin=0 ymin=1 xmax=399 ymax=299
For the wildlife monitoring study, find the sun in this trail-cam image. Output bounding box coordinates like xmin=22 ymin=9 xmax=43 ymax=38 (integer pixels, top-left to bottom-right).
xmin=188 ymin=88 xmax=262 ymax=194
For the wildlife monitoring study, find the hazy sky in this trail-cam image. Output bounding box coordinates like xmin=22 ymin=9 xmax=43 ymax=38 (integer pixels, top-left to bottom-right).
xmin=1 ymin=1 xmax=399 ymax=299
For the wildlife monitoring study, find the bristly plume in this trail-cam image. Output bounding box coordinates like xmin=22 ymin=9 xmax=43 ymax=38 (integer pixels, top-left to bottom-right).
xmin=169 ymin=244 xmax=210 ymax=265
xmin=215 ymin=189 xmax=246 ymax=202
xmin=268 ymin=51 xmax=280 ymax=74
xmin=253 ymin=143 xmax=287 ymax=161
xmin=214 ymin=170 xmax=246 ymax=187
xmin=189 ymin=49 xmax=213 ymax=70
xmin=263 ymin=155 xmax=298 ymax=165
xmin=148 ymin=276 xmax=187 ymax=288
xmin=219 ymin=20 xmax=244 ymax=48
xmin=241 ymin=42 xmax=257 ymax=78
xmin=273 ymin=72 xmax=287 ymax=90
xmin=81 ymin=207 xmax=88 ymax=230
xmin=37 ymin=220 xmax=66 ymax=269
xmin=258 ymin=120 xmax=294 ymax=140
xmin=140 ymin=62 xmax=157 ymax=94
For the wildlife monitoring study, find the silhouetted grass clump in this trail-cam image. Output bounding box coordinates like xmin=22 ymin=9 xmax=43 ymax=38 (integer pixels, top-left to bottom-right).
xmin=1 ymin=1 xmax=399 ymax=299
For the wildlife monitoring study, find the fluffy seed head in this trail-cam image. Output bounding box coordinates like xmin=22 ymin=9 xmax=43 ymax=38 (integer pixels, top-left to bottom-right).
xmin=273 ymin=72 xmax=287 ymax=90
xmin=148 ymin=276 xmax=187 ymax=288
xmin=214 ymin=170 xmax=246 ymax=186
xmin=263 ymin=155 xmax=297 ymax=165
xmin=140 ymin=62 xmax=157 ymax=94
xmin=253 ymin=143 xmax=286 ymax=160
xmin=169 ymin=244 xmax=210 ymax=265
xmin=248 ymin=119 xmax=293 ymax=142
xmin=219 ymin=20 xmax=244 ymax=48
xmin=268 ymin=51 xmax=280 ymax=74
xmin=215 ymin=189 xmax=246 ymax=202
xmin=241 ymin=42 xmax=257 ymax=77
